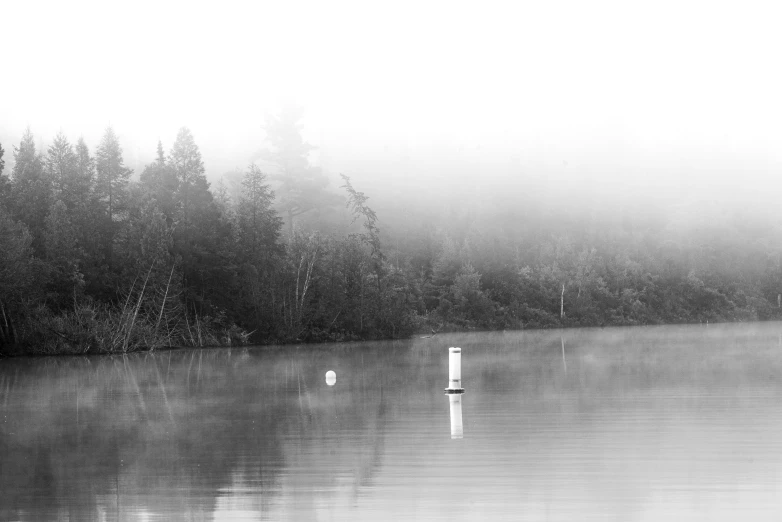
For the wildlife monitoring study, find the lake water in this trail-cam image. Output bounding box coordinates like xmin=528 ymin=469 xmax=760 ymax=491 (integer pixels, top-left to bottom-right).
xmin=3 ymin=323 xmax=782 ymax=521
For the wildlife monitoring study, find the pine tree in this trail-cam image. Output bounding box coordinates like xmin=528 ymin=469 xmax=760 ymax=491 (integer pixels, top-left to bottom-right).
xmin=168 ymin=128 xmax=231 ymax=314
xmin=11 ymin=128 xmax=50 ymax=255
xmin=45 ymin=132 xmax=79 ymax=208
xmin=72 ymin=137 xmax=95 ymax=208
xmin=0 ymin=142 xmax=9 ymax=209
xmin=340 ymin=175 xmax=386 ymax=334
xmin=155 ymin=139 xmax=166 ymax=166
xmin=139 ymin=139 xmax=177 ymax=223
xmin=341 ymin=174 xmax=382 ymax=265
xmin=235 ymin=165 xmax=283 ymax=331
xmin=72 ymin=137 xmax=104 ymax=292
xmin=95 ymin=127 xmax=132 ymax=269
xmin=237 ymin=164 xmax=282 ymax=259
xmin=261 ymin=106 xmax=341 ymax=237
xmin=170 ymin=127 xmax=209 ymax=226
xmin=95 ymin=126 xmax=131 ymax=222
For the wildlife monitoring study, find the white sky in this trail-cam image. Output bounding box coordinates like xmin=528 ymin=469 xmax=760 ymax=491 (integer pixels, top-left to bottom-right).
xmin=2 ymin=0 xmax=782 ymax=210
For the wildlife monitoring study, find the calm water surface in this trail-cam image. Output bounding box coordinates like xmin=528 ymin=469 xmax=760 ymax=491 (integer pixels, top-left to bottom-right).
xmin=3 ymin=323 xmax=782 ymax=521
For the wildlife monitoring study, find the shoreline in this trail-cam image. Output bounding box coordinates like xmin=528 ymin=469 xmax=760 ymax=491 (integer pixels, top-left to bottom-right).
xmin=2 ymin=316 xmax=772 ymax=358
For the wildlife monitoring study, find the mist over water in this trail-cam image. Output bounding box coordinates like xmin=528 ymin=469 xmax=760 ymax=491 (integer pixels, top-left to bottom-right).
xmin=3 ymin=324 xmax=782 ymax=520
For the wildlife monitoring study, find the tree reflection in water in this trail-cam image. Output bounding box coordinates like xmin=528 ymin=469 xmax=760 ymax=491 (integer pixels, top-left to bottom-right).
xmin=3 ymin=325 xmax=782 ymax=520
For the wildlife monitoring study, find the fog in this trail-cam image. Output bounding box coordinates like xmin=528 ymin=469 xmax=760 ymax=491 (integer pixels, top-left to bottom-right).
xmin=3 ymin=0 xmax=782 ymax=221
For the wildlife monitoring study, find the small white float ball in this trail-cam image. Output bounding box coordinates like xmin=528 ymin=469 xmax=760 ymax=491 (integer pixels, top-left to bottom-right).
xmin=325 ymin=370 xmax=337 ymax=386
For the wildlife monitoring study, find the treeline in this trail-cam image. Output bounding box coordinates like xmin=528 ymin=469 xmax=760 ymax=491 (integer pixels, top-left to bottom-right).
xmin=0 ymin=121 xmax=424 ymax=354
xmin=2 ymin=115 xmax=782 ymax=355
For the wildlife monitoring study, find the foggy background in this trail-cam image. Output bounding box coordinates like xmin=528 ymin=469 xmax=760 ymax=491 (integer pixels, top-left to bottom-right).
xmin=2 ymin=0 xmax=781 ymax=225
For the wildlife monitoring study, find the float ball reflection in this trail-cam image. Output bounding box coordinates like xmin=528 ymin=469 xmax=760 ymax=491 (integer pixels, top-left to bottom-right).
xmin=325 ymin=370 xmax=336 ymax=386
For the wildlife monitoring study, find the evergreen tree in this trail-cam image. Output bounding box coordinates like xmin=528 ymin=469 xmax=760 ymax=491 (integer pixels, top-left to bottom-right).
xmin=170 ymin=127 xmax=209 ymax=226
xmin=139 ymin=139 xmax=177 ymax=222
xmin=95 ymin=126 xmax=131 ymax=222
xmin=45 ymin=132 xmax=79 ymax=208
xmin=11 ymin=128 xmax=50 ymax=255
xmin=168 ymin=128 xmax=232 ymax=315
xmin=341 ymin=174 xmax=382 ymax=267
xmin=44 ymin=200 xmax=84 ymax=305
xmin=261 ymin=105 xmax=341 ymax=236
xmin=155 ymin=139 xmax=165 ymax=166
xmin=0 ymin=208 xmax=37 ymax=349
xmin=236 ymin=164 xmax=283 ymax=333
xmin=0 ymin=142 xmax=9 ymax=209
xmin=72 ymin=136 xmax=103 ymax=286
xmin=95 ymin=127 xmax=131 ymax=268
xmin=237 ymin=164 xmax=281 ymax=259
xmin=72 ymin=137 xmax=95 ymax=208
xmin=213 ymin=177 xmax=232 ymax=217
xmin=120 ymin=198 xmax=175 ymax=282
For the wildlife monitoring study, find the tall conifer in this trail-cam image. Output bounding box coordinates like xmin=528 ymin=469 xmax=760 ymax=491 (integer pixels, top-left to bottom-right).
xmin=95 ymin=126 xmax=131 ymax=222
xmin=11 ymin=128 xmax=49 ymax=255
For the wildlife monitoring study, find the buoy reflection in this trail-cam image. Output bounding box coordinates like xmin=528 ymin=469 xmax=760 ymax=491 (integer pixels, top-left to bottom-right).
xmin=449 ymin=393 xmax=464 ymax=439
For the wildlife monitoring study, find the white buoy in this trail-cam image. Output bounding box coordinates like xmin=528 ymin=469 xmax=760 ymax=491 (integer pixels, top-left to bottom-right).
xmin=325 ymin=370 xmax=336 ymax=386
xmin=445 ymin=347 xmax=465 ymax=393
xmin=449 ymin=393 xmax=464 ymax=439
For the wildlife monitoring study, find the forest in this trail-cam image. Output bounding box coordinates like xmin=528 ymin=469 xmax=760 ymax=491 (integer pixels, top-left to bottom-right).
xmin=1 ymin=109 xmax=782 ymax=355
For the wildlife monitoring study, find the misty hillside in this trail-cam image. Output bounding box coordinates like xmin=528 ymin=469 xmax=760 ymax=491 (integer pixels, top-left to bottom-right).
xmin=2 ymin=107 xmax=782 ymax=355
xmin=3 ymin=0 xmax=782 ymax=354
